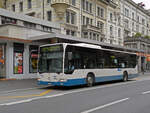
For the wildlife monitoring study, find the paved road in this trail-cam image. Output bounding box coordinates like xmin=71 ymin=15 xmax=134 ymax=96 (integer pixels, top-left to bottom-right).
xmin=0 ymin=76 xmax=150 ymax=113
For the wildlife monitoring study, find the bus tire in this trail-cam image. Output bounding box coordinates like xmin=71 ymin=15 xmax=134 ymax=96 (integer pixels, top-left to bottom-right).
xmin=123 ymin=71 xmax=128 ymax=82
xmin=86 ymin=74 xmax=95 ymax=87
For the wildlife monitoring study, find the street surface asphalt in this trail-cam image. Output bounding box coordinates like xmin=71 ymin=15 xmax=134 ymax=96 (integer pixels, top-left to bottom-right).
xmin=0 ymin=73 xmax=150 ymax=113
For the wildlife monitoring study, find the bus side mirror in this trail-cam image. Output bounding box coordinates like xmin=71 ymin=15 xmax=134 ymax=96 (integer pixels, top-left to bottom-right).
xmin=68 ymin=52 xmax=72 ymax=60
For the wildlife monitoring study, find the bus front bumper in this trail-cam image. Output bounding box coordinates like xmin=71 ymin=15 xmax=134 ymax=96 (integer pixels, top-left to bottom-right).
xmin=38 ymin=78 xmax=86 ymax=86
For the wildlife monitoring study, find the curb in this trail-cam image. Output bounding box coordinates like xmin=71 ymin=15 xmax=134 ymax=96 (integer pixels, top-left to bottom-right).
xmin=0 ymin=78 xmax=17 ymax=81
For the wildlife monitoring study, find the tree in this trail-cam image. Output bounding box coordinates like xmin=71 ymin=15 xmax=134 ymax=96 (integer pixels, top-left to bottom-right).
xmin=134 ymin=32 xmax=142 ymax=38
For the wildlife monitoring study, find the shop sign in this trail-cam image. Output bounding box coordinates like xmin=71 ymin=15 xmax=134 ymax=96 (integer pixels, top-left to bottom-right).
xmin=31 ymin=54 xmax=38 ymax=58
xmin=136 ymin=52 xmax=146 ymax=57
xmin=147 ymin=55 xmax=150 ymax=62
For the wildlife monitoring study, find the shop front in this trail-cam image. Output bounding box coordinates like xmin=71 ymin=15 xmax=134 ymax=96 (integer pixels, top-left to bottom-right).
xmin=146 ymin=55 xmax=150 ymax=71
xmin=0 ymin=38 xmax=41 ymax=79
xmin=0 ymin=43 xmax=6 ymax=78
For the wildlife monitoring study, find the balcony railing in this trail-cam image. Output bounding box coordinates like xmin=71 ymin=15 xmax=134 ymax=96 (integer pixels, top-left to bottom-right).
xmin=51 ymin=0 xmax=69 ymax=5
xmin=124 ymin=36 xmax=150 ymax=44
xmin=82 ymin=24 xmax=103 ymax=33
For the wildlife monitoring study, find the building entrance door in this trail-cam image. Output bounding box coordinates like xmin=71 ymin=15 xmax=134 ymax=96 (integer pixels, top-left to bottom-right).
xmin=0 ymin=44 xmax=6 ymax=78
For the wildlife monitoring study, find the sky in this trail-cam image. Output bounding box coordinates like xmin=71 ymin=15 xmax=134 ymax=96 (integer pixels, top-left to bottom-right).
xmin=133 ymin=0 xmax=150 ymax=9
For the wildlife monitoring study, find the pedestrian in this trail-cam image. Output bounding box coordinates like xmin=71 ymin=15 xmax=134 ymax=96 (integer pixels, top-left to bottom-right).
xmin=141 ymin=66 xmax=144 ymax=74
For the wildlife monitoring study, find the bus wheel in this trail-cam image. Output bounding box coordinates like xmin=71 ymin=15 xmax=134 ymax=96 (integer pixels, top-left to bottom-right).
xmin=86 ymin=74 xmax=95 ymax=87
xmin=123 ymin=72 xmax=128 ymax=82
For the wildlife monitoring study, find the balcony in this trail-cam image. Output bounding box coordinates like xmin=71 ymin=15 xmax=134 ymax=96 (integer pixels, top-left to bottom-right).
xmin=51 ymin=0 xmax=70 ymax=19
xmin=51 ymin=0 xmax=69 ymax=5
xmin=82 ymin=24 xmax=103 ymax=34
xmin=124 ymin=26 xmax=131 ymax=32
xmin=124 ymin=36 xmax=150 ymax=44
xmin=63 ymin=23 xmax=78 ymax=31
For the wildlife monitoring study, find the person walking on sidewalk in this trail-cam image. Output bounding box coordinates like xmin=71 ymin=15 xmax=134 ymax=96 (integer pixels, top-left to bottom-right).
xmin=141 ymin=66 xmax=145 ymax=74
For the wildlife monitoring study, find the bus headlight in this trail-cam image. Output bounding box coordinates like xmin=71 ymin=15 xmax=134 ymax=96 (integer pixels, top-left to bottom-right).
xmin=59 ymin=79 xmax=67 ymax=82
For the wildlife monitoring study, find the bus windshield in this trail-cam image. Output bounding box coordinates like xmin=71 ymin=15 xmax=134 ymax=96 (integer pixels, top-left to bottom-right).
xmin=38 ymin=45 xmax=63 ymax=73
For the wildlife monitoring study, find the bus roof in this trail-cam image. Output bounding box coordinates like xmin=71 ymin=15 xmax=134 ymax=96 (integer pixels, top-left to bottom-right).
xmin=40 ymin=43 xmax=136 ymax=55
xmin=69 ymin=43 xmax=102 ymax=49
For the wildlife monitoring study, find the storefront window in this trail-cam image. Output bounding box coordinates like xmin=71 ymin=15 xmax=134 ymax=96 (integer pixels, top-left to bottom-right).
xmin=14 ymin=43 xmax=24 ymax=74
xmin=29 ymin=45 xmax=39 ymax=73
xmin=0 ymin=44 xmax=6 ymax=78
xmin=14 ymin=52 xmax=23 ymax=74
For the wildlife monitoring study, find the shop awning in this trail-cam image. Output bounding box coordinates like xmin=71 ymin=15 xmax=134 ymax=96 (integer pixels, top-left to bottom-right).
xmin=0 ymin=36 xmax=32 ymax=43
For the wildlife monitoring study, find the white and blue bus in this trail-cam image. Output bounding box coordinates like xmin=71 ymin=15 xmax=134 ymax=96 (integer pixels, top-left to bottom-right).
xmin=38 ymin=43 xmax=139 ymax=86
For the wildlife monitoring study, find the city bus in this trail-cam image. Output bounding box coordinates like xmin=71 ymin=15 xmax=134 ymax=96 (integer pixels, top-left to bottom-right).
xmin=37 ymin=43 xmax=139 ymax=86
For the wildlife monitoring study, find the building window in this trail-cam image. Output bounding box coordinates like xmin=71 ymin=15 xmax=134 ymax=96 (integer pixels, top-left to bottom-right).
xmin=93 ymin=33 xmax=96 ymax=40
xmin=142 ymin=19 xmax=145 ymax=25
xmin=97 ymin=7 xmax=104 ymax=18
xmin=89 ymin=3 xmax=92 ymax=13
xmin=66 ymin=11 xmax=70 ymax=23
xmin=90 ymin=19 xmax=93 ymax=25
xmin=137 ymin=16 xmax=139 ymax=23
xmin=110 ymin=13 xmax=113 ymax=22
xmin=97 ymin=7 xmax=100 ymax=16
xmin=71 ymin=12 xmax=75 ymax=24
xmin=89 ymin=32 xmax=92 ymax=39
xmin=66 ymin=30 xmax=76 ymax=36
xmin=28 ymin=0 xmax=32 ymax=9
xmin=136 ymin=24 xmax=139 ymax=32
xmin=86 ymin=17 xmax=89 ymax=25
xmin=66 ymin=11 xmax=76 ymax=25
xmin=100 ymin=8 xmax=104 ymax=18
xmin=97 ymin=21 xmax=104 ymax=32
xmin=29 ymin=45 xmax=39 ymax=73
xmin=132 ymin=12 xmax=134 ymax=20
xmin=71 ymin=0 xmax=76 ymax=6
xmin=82 ymin=16 xmax=85 ymax=25
xmin=86 ymin=1 xmax=89 ymax=11
xmin=47 ymin=11 xmax=52 ymax=21
xmin=19 ymin=2 xmax=23 ymax=12
xmin=118 ymin=28 xmax=121 ymax=37
xmin=142 ymin=27 xmax=145 ymax=35
xmin=66 ymin=30 xmax=70 ymax=35
xmin=47 ymin=0 xmax=51 ymax=4
xmin=132 ymin=22 xmax=134 ymax=31
xmin=110 ymin=25 xmax=113 ymax=36
xmin=82 ymin=0 xmax=85 ymax=10
xmin=42 ymin=26 xmax=52 ymax=32
xmin=1 ymin=16 xmax=17 ymax=24
xmin=125 ymin=8 xmax=129 ymax=17
xmin=124 ymin=19 xmax=129 ymax=28
xmin=118 ymin=16 xmax=121 ymax=25
xmin=12 ymin=4 xmax=15 ymax=12
xmin=13 ymin=43 xmax=24 ymax=74
xmin=23 ymin=21 xmax=36 ymax=29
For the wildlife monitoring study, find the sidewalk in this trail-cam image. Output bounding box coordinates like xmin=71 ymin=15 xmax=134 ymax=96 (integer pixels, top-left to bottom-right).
xmin=139 ymin=72 xmax=150 ymax=76
xmin=0 ymin=79 xmax=39 ymax=92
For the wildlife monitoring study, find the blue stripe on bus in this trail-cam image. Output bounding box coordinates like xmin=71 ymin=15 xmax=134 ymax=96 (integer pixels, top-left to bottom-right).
xmin=38 ymin=74 xmax=139 ymax=86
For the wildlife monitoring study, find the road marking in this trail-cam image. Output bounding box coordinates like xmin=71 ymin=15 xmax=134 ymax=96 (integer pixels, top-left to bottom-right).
xmin=39 ymin=90 xmax=51 ymax=96
xmin=0 ymin=80 xmax=140 ymax=106
xmin=142 ymin=90 xmax=150 ymax=94
xmin=0 ymin=90 xmax=52 ymax=99
xmin=0 ymin=99 xmax=32 ymax=106
xmin=0 ymin=93 xmax=63 ymax=106
xmin=81 ymin=98 xmax=130 ymax=113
